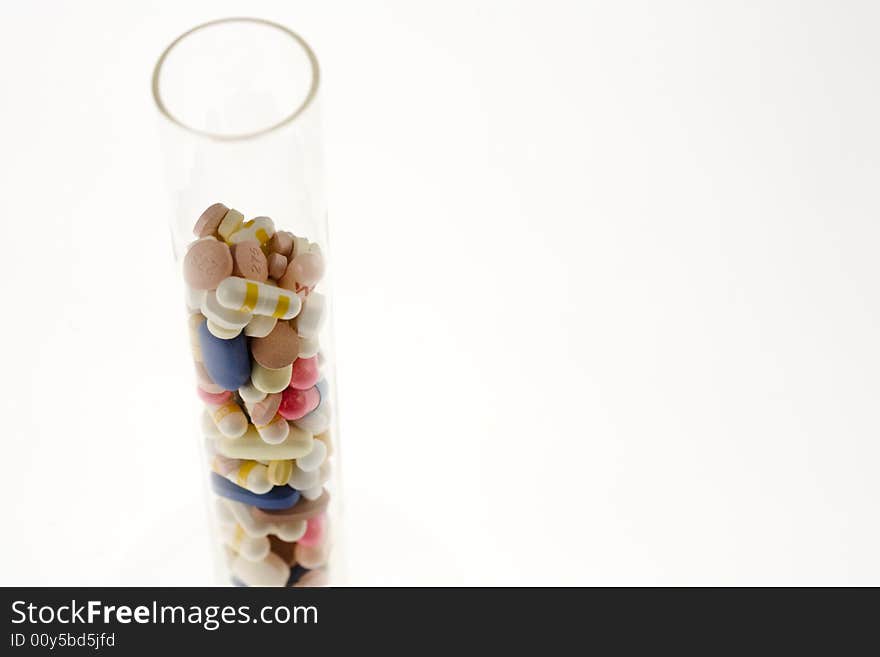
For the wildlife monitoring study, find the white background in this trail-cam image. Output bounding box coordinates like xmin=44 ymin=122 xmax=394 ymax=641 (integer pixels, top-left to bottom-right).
xmin=0 ymin=1 xmax=878 ymax=585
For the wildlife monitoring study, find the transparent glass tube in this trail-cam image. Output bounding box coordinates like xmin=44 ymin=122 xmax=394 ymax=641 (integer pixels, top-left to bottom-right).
xmin=152 ymin=18 xmax=340 ymax=587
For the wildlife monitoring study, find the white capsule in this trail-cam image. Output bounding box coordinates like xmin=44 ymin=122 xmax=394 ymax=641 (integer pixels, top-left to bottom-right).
xmin=230 ymin=551 xmax=289 ymax=587
xmin=184 ymin=286 xmax=206 ymax=312
xmin=294 ymin=401 xmax=331 ymax=435
xmin=253 ymin=414 xmax=290 ymax=445
xmin=244 ymin=313 xmax=277 ymax=338
xmin=301 ymin=485 xmax=325 ymax=501
xmin=217 ymin=425 xmax=314 ymax=461
xmin=201 ymin=289 xmax=252 ymax=330
xmin=216 ymin=502 xmax=271 ymax=562
xmin=295 ymin=292 xmax=325 ymax=340
xmin=223 ymin=498 xmax=308 ymax=542
xmin=296 ymin=438 xmax=327 ymax=473
xmin=238 ymin=380 xmax=267 ymax=404
xmin=207 ymin=320 xmax=241 ymax=340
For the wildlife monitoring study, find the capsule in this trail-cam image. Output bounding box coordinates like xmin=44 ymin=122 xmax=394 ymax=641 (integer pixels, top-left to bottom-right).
xmin=296 ymin=438 xmax=327 ymax=473
xmin=254 ymin=414 xmax=290 ymax=445
xmin=223 ymin=498 xmax=307 ymax=542
xmin=295 ymin=292 xmax=325 ymax=339
xmin=217 ymin=424 xmax=314 ymax=461
xmin=213 ymin=455 xmax=272 ymax=494
xmin=201 ymin=288 xmax=251 ymax=332
xmin=230 ymin=550 xmax=289 ymax=587
xmin=217 ymin=208 xmax=244 ymax=240
xmin=251 ymin=361 xmax=292 ymax=394
xmin=198 ymin=319 xmax=251 ymax=391
xmin=207 ymin=398 xmax=248 ymax=439
xmin=216 ymin=276 xmax=301 ymax=320
xmin=227 ymin=216 xmax=275 ymax=246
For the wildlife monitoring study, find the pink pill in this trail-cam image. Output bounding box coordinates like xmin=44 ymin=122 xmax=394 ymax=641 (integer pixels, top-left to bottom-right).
xmin=268 ymin=253 xmax=288 ymax=281
xmin=197 ymin=387 xmax=232 ymax=405
xmin=297 ymin=513 xmax=326 ymax=548
xmin=289 ymin=356 xmax=320 ymax=390
xmin=289 ymin=252 xmax=325 ymax=288
xmin=249 ymin=392 xmax=282 ymax=426
xmin=278 ymin=385 xmax=320 ymax=420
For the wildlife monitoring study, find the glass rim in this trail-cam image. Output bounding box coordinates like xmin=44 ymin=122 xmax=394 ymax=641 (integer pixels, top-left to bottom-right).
xmin=151 ymin=17 xmax=321 ymax=142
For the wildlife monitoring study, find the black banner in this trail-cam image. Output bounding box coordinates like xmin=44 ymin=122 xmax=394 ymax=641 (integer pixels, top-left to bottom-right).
xmin=1 ymin=587 xmax=875 ymax=652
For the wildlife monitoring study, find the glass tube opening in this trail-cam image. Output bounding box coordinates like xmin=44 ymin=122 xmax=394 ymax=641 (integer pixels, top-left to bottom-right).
xmin=152 ymin=17 xmax=320 ymax=141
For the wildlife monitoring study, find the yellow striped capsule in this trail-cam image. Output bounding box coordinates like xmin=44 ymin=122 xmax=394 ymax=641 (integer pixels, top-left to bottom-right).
xmin=216 ymin=276 xmax=301 ymax=320
xmin=267 ymin=460 xmax=293 ymax=486
xmin=227 ymin=216 xmax=275 ymax=246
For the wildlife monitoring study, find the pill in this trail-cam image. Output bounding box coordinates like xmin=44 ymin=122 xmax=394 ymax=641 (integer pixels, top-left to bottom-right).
xmin=294 ymin=292 xmax=325 ymax=339
xmin=210 ymin=472 xmax=300 ymax=510
xmin=218 ymin=208 xmax=244 ymax=240
xmin=301 ymin=486 xmax=325 ymax=501
xmin=297 ymin=513 xmax=327 ymax=548
xmin=315 ymin=431 xmax=333 ymax=457
xmin=248 ymin=392 xmax=281 ymax=426
xmin=193 ymin=202 xmax=229 ymax=237
xmin=288 ymin=463 xmax=323 ymax=491
xmin=267 ymin=231 xmax=294 ymax=257
xmin=267 ymin=460 xmax=293 ymax=486
xmin=183 ymin=238 xmax=233 ymax=290
xmin=227 ymin=216 xmax=275 ymax=246
xmin=197 ymin=387 xmax=231 ymax=405
xmin=207 ymin=398 xmax=248 ymax=438
xmin=184 ymin=286 xmax=206 ymax=313
xmin=289 ymin=356 xmax=319 ymax=390
xmin=296 ymin=438 xmax=327 ymax=473
xmin=267 ymin=253 xmax=287 ymax=280
xmin=251 ymin=321 xmax=299 ymax=370
xmin=201 ymin=289 xmax=251 ymax=332
xmin=244 ymin=313 xmax=277 ymax=338
xmin=194 ymin=361 xmax=224 ymax=394
xmin=294 ymin=541 xmax=330 ymax=569
xmin=294 ymin=568 xmax=328 ymax=587
xmin=238 ymin=380 xmax=267 ymax=404
xmin=253 ymin=490 xmax=329 ymax=523
xmin=216 ymin=504 xmax=271 ymax=561
xmin=206 ymin=320 xmax=242 ymax=339
xmin=198 ymin=320 xmax=251 ymax=391
xmin=292 ymin=236 xmax=310 ymax=259
xmin=297 ymin=335 xmax=319 ymax=358
xmin=223 ymin=498 xmax=307 ymax=541
xmin=251 ymin=362 xmax=292 ymax=394
xmin=187 ymin=313 xmax=204 ymax=358
xmin=278 ymin=385 xmax=320 ymax=421
xmin=220 ymin=524 xmax=269 ymax=563
xmin=230 ymin=550 xmax=290 ymax=587
xmin=232 ymin=240 xmax=268 ymax=282
xmin=216 ymin=277 xmax=301 ymax=320
xmin=287 ymin=252 xmax=325 ymax=289
xmin=269 ymin=536 xmax=297 ymax=565
xmin=253 ymin=414 xmax=290 ymax=445
xmin=217 ymin=425 xmax=314 ymax=461
xmin=294 ymin=400 xmax=331 ymax=434
xmin=201 ymin=409 xmax=223 ymax=440
xmin=213 ymin=456 xmax=272 ymax=494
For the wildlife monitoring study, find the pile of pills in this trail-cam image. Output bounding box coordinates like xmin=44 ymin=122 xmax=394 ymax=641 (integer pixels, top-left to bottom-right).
xmin=183 ymin=202 xmax=332 ymax=587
